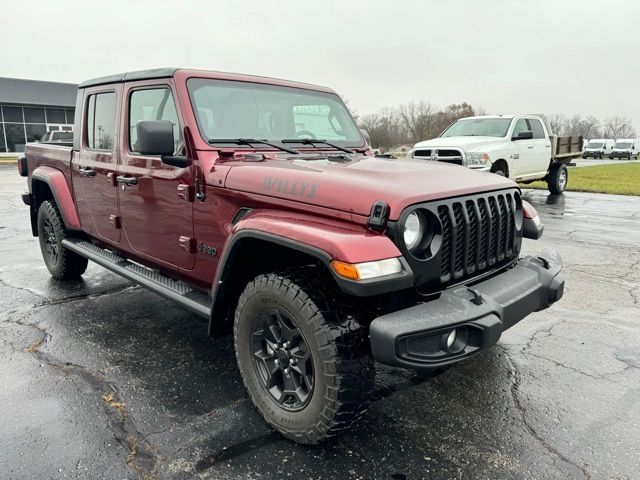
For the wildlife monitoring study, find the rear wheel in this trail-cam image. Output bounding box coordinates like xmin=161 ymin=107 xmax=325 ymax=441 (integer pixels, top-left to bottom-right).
xmin=547 ymin=163 xmax=568 ymax=194
xmin=37 ymin=200 xmax=88 ymax=280
xmin=234 ymin=270 xmax=375 ymax=444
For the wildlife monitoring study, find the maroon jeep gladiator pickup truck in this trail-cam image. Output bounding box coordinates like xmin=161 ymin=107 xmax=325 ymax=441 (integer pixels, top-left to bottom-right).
xmin=19 ymin=68 xmax=564 ymax=444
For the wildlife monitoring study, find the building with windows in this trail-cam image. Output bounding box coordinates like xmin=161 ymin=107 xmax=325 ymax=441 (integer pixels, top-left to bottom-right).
xmin=0 ymin=77 xmax=77 ymax=155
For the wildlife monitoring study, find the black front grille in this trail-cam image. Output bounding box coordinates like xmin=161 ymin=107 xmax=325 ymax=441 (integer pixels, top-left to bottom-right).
xmin=437 ymin=149 xmax=463 ymax=158
xmin=438 ymin=192 xmax=518 ymax=283
xmin=414 ymin=149 xmax=432 ymax=157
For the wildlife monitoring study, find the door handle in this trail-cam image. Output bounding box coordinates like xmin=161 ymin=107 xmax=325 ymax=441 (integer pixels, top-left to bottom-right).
xmin=116 ymin=175 xmax=138 ymax=186
xmin=527 ymin=146 xmax=534 ymax=149
xmin=78 ymin=167 xmax=96 ymax=177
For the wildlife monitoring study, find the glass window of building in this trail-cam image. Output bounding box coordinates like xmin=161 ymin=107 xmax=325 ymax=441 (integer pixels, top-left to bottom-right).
xmin=0 ymin=125 xmax=6 ymax=152
xmin=3 ymin=106 xmax=24 ymax=123
xmin=24 ymin=107 xmax=46 ymax=123
xmin=5 ymin=123 xmax=26 ymax=152
xmin=0 ymin=105 xmax=74 ymax=153
xmin=26 ymin=124 xmax=47 ymax=143
xmin=46 ymin=108 xmax=66 ymax=124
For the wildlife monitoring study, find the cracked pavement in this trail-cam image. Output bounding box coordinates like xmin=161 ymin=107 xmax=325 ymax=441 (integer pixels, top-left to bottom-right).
xmin=0 ymin=164 xmax=638 ymax=479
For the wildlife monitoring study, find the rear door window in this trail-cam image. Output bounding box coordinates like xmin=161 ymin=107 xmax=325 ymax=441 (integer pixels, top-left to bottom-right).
xmin=86 ymin=92 xmax=117 ymax=150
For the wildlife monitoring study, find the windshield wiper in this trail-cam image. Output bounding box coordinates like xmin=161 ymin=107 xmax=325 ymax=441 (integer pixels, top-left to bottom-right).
xmin=281 ymin=138 xmax=355 ymax=154
xmin=208 ymin=138 xmax=300 ymax=155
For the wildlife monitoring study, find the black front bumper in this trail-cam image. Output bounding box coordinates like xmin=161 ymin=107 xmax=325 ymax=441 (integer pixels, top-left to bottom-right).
xmin=369 ymin=254 xmax=564 ymax=371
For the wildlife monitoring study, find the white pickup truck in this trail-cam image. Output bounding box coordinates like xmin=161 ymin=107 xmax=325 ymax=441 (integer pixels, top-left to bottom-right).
xmin=408 ymin=114 xmax=583 ymax=194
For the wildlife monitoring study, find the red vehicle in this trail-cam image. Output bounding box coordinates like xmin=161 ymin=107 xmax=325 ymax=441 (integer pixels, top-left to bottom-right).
xmin=19 ymin=68 xmax=564 ymax=444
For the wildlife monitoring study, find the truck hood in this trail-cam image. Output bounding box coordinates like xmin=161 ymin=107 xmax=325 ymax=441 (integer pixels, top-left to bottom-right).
xmin=413 ymin=136 xmax=505 ymax=152
xmin=221 ymin=155 xmax=515 ymax=221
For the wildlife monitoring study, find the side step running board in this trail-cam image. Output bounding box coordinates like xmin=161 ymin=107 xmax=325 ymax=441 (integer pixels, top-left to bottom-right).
xmin=62 ymin=238 xmax=212 ymax=318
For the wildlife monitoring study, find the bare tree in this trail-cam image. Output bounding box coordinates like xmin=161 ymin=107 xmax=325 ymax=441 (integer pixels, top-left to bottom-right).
xmin=398 ymin=101 xmax=437 ymax=144
xmin=547 ymin=113 xmax=567 ymax=135
xmin=602 ymin=116 xmax=636 ymax=139
xmin=579 ymin=116 xmax=602 ymax=139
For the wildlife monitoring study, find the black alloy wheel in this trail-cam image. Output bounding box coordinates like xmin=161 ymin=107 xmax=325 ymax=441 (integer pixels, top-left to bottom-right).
xmin=250 ymin=309 xmax=314 ymax=411
xmin=42 ymin=217 xmax=59 ymax=264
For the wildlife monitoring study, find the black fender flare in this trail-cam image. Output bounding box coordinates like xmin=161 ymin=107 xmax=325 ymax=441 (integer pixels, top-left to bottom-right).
xmin=207 ymin=229 xmax=413 ymax=336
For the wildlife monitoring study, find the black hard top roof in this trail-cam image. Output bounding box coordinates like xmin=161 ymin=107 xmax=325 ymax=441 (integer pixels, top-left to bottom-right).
xmin=78 ymin=68 xmax=178 ymax=88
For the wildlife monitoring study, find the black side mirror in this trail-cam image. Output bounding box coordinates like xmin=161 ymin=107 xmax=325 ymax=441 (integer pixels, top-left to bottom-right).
xmin=137 ymin=120 xmax=175 ymax=155
xmin=137 ymin=120 xmax=190 ymax=168
xmin=512 ymin=131 xmax=533 ymax=141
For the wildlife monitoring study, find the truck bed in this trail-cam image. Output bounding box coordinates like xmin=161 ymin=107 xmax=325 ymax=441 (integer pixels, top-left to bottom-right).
xmin=550 ymin=135 xmax=583 ymax=163
xmin=24 ymin=142 xmax=74 ymax=185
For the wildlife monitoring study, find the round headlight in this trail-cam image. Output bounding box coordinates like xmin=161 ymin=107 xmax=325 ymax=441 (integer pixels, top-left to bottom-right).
xmin=403 ymin=211 xmax=424 ymax=250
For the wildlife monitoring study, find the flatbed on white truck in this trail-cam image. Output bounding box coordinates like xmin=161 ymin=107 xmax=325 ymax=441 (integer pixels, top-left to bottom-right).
xmin=408 ymin=114 xmax=583 ymax=194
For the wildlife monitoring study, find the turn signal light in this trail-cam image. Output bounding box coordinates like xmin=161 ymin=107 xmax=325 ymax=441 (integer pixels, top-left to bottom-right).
xmin=331 ymin=260 xmax=360 ymax=280
xmin=331 ymin=258 xmax=402 ymax=281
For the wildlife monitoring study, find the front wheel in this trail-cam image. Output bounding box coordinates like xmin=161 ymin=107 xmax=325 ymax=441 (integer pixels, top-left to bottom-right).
xmin=234 ymin=270 xmax=375 ymax=444
xmin=547 ymin=164 xmax=568 ymax=194
xmin=37 ymin=200 xmax=88 ymax=280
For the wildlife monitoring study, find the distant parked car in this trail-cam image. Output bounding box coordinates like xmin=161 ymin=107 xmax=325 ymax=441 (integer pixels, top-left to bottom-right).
xmin=40 ymin=130 xmax=74 ymax=144
xmin=610 ymin=139 xmax=638 ymax=159
xmin=583 ymin=139 xmax=614 ymax=159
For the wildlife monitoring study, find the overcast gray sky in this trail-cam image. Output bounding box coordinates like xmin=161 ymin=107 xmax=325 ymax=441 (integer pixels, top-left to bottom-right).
xmin=3 ymin=0 xmax=639 ymax=128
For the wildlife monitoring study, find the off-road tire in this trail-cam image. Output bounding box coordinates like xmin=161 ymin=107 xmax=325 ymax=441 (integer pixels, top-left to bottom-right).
xmin=234 ymin=269 xmax=375 ymax=444
xmin=37 ymin=200 xmax=88 ymax=280
xmin=547 ymin=163 xmax=568 ymax=194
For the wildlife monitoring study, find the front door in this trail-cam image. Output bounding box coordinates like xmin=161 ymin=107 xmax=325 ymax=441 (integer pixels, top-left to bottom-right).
xmin=73 ymin=87 xmax=121 ymax=243
xmin=509 ymin=118 xmax=534 ymax=178
xmin=117 ymin=83 xmax=195 ymax=270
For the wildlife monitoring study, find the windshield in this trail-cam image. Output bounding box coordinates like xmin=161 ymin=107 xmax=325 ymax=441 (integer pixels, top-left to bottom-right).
xmin=441 ymin=118 xmax=512 ymax=138
xmin=587 ymin=142 xmax=603 ymax=148
xmin=187 ymin=78 xmax=363 ymax=147
xmin=614 ymin=142 xmax=632 ymax=149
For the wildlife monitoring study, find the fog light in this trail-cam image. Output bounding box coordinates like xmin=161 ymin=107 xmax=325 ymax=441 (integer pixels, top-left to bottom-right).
xmin=446 ymin=329 xmax=457 ymax=349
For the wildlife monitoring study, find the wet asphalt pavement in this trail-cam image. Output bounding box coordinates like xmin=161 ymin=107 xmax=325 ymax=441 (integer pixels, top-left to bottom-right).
xmin=0 ymin=164 xmax=638 ymax=480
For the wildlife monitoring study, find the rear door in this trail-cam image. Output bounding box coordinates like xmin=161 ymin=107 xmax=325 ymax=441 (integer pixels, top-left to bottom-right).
xmin=526 ymin=118 xmax=552 ymax=175
xmin=117 ymin=82 xmax=195 ymax=270
xmin=72 ymin=87 xmax=121 ymax=243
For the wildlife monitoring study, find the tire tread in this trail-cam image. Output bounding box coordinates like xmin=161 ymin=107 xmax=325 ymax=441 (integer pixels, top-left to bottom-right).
xmin=233 ymin=268 xmax=375 ymax=444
